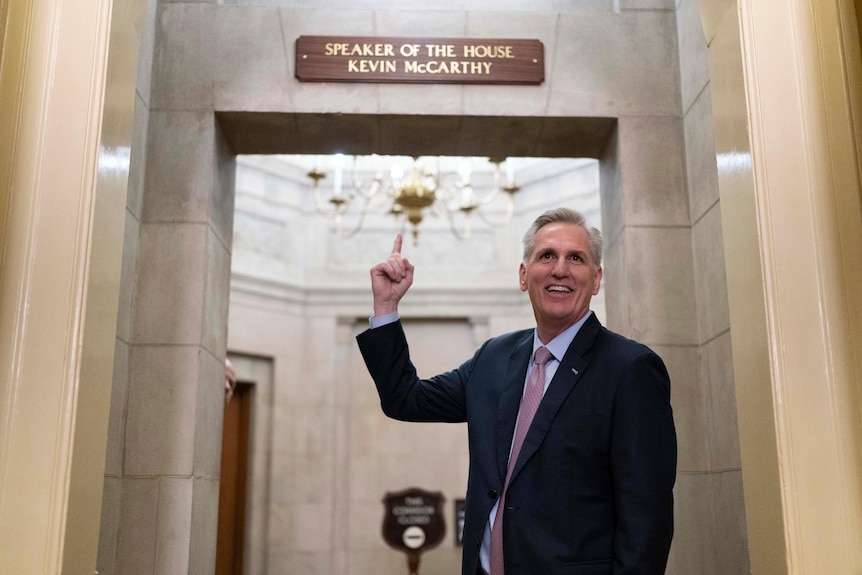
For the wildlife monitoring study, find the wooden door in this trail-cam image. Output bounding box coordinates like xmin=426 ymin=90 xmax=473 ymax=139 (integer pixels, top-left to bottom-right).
xmin=216 ymin=383 xmax=252 ymax=575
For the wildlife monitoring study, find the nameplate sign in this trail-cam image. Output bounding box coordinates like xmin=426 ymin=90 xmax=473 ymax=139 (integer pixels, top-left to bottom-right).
xmin=295 ymin=36 xmax=544 ymax=84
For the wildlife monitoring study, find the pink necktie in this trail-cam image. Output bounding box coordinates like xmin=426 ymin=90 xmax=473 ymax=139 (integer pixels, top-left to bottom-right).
xmin=489 ymin=346 xmax=554 ymax=575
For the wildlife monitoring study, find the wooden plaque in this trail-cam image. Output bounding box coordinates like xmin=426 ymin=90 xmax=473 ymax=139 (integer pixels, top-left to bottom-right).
xmin=382 ymin=487 xmax=446 ymax=554
xmin=296 ymin=35 xmax=544 ymax=84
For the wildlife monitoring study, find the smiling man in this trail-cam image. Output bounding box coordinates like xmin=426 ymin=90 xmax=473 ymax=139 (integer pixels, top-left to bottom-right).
xmin=357 ymin=207 xmax=677 ymax=575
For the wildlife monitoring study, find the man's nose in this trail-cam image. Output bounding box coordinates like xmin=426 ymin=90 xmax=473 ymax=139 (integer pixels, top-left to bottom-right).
xmin=551 ymin=258 xmax=568 ymax=276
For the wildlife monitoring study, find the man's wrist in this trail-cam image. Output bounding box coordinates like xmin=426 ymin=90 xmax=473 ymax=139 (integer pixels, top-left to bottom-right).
xmin=369 ymin=312 xmax=399 ymax=329
xmin=373 ymin=301 xmax=398 ymax=316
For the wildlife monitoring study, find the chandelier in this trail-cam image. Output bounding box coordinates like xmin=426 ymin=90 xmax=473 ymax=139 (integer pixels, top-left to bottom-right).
xmin=307 ymin=154 xmax=520 ymax=245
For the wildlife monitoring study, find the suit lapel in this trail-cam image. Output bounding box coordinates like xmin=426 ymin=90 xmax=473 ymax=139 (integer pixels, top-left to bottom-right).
xmin=508 ymin=314 xmax=603 ymax=484
xmin=495 ymin=332 xmax=533 ymax=483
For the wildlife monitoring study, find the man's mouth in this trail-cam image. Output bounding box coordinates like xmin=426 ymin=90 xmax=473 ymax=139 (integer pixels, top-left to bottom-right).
xmin=546 ymin=285 xmax=572 ymax=293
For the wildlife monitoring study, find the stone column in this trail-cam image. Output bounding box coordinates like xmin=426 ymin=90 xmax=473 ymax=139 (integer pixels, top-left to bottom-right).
xmin=114 ymin=110 xmax=235 ymax=573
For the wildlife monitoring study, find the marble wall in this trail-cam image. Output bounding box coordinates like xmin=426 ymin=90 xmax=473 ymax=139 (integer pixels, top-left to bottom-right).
xmin=98 ymin=1 xmax=748 ymax=573
xmin=667 ymin=1 xmax=750 ymax=573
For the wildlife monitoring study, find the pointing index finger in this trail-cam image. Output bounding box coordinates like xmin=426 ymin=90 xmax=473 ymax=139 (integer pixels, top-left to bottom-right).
xmin=391 ymin=234 xmax=403 ymax=257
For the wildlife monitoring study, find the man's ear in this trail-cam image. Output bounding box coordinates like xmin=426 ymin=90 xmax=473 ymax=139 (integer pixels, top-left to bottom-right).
xmin=593 ymin=267 xmax=603 ymax=295
xmin=519 ymin=263 xmax=527 ymax=291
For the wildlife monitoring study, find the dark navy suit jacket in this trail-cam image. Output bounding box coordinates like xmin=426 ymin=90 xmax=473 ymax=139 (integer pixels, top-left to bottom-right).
xmin=357 ymin=313 xmax=676 ymax=575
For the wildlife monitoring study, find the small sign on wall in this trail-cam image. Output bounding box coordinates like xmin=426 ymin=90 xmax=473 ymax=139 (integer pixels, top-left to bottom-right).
xmin=454 ymin=498 xmax=466 ymax=547
xmin=382 ymin=488 xmax=446 ymax=575
xmin=296 ymin=36 xmax=544 ymax=84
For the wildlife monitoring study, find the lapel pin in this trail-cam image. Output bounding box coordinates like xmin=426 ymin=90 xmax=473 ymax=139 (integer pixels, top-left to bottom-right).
xmin=572 ymin=368 xmax=579 ymax=375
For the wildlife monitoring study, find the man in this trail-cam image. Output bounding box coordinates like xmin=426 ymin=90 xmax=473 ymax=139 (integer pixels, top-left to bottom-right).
xmin=357 ymin=208 xmax=676 ymax=575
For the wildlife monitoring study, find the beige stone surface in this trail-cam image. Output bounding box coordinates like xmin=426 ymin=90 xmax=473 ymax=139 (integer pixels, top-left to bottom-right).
xmin=666 ymin=473 xmax=717 ymax=575
xmin=202 ymin=229 xmax=232 ymax=359
xmin=143 ymin=111 xmax=216 ymax=225
xmin=712 ymin=470 xmax=750 ymax=574
xmin=135 ymin=0 xmax=158 ymax=108
xmin=190 ymin=477 xmax=220 ymax=575
xmin=193 ymin=349 xmax=226 ymax=479
xmin=677 ymin=0 xmax=711 ymax=113
xmin=104 ymin=339 xmax=129 ymax=477
xmin=703 ymin=331 xmax=740 ymax=470
xmin=125 ymin=346 xmax=200 ymax=476
xmin=684 ymin=85 xmax=720 ymax=223
xmin=623 ymin=227 xmax=698 ymax=345
xmin=127 ymin=93 xmax=148 ymax=220
xmin=154 ymin=477 xmax=193 ymax=573
xmin=548 ymin=11 xmax=681 ymax=116
xmin=692 ymin=203 xmax=730 ymax=342
xmin=599 ymin=125 xmax=621 ymax=236
xmin=213 ymin=124 xmax=237 ymax=245
xmin=133 ymin=223 xmax=208 ymax=345
xmin=602 ymin=230 xmax=628 ymax=335
xmin=618 ymin=116 xmax=689 ymax=227
xmin=653 ymin=345 xmax=706 ymax=473
xmin=96 ymin=477 xmax=120 ymax=574
xmin=212 ymin=7 xmax=293 ymax=111
xmin=114 ymin=477 xmax=160 ymax=573
xmin=622 ymin=0 xmax=677 ymax=8
xmin=115 ymin=210 xmax=140 ymax=343
xmin=151 ymin=3 xmax=215 ymax=111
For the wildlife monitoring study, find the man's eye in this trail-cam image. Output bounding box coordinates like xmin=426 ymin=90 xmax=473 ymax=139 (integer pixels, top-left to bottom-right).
xmin=540 ymin=252 xmax=553 ymax=259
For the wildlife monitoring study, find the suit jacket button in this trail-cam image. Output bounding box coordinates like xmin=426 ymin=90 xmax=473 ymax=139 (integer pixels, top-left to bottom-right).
xmin=487 ymin=489 xmax=498 ymax=500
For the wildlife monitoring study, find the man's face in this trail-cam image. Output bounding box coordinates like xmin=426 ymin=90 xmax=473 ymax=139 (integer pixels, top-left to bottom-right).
xmin=519 ymin=222 xmax=602 ymax=341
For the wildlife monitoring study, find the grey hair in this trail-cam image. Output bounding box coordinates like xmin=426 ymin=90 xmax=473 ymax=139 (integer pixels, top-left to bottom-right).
xmin=521 ymin=207 xmax=603 ymax=267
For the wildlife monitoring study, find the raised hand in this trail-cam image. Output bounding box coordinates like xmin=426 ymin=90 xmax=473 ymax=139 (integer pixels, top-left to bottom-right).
xmin=370 ymin=234 xmax=415 ymax=316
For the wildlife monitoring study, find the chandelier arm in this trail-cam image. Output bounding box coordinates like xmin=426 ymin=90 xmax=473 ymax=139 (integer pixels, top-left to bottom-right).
xmin=313 ymin=180 xmax=353 ymax=219
xmin=351 ymin=174 xmax=383 ymax=200
xmin=476 ymin=193 xmax=516 ymax=229
xmin=445 ymin=209 xmax=472 ymax=242
xmin=467 ymin=161 xmax=505 ymax=207
xmin=470 ymin=186 xmax=502 ymax=207
xmin=334 ymin=192 xmax=376 ymax=239
xmin=434 ymin=184 xmax=461 ymax=213
xmin=436 ymin=181 xmax=496 ymax=213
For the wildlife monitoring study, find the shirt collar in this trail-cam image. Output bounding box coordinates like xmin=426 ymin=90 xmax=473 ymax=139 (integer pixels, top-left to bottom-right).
xmin=532 ymin=310 xmax=593 ymax=361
